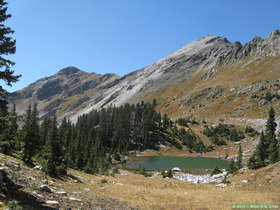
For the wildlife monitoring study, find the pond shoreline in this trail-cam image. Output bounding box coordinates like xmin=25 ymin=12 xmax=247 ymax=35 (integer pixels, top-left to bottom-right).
xmin=131 ymin=144 xmax=239 ymax=160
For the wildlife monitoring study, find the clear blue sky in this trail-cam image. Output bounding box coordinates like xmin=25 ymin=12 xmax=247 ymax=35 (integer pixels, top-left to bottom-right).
xmin=2 ymin=0 xmax=280 ymax=91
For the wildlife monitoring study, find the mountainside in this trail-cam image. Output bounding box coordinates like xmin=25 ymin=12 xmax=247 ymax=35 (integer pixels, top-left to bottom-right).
xmin=9 ymin=29 xmax=280 ymax=122
xmin=9 ymin=67 xmax=119 ymax=120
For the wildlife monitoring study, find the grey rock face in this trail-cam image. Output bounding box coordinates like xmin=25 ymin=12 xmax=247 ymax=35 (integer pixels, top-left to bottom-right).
xmin=180 ymin=86 xmax=223 ymax=107
xmin=201 ymin=68 xmax=217 ymax=80
xmin=237 ymin=83 xmax=267 ymax=95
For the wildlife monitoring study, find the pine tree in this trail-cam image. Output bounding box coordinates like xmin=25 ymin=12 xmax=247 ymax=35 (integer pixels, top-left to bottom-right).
xmin=0 ymin=0 xmax=19 ymax=153
xmin=22 ymin=105 xmax=32 ymax=163
xmin=254 ymin=132 xmax=266 ymax=167
xmin=0 ymin=0 xmax=20 ymax=111
xmin=227 ymin=159 xmax=237 ymax=174
xmin=9 ymin=104 xmax=17 ymax=134
xmin=266 ymin=108 xmax=277 ymax=137
xmin=236 ymin=144 xmax=243 ymax=169
xmin=39 ymin=117 xmax=51 ymax=152
xmin=44 ymin=117 xmax=66 ymax=176
xmin=247 ymin=153 xmax=258 ymax=169
xmin=229 ymin=129 xmax=239 ymax=141
xmin=268 ymin=135 xmax=279 ymax=163
xmin=266 ymin=108 xmax=279 ymax=163
xmin=265 ymin=108 xmax=277 ymax=152
xmin=22 ymin=104 xmax=40 ymax=164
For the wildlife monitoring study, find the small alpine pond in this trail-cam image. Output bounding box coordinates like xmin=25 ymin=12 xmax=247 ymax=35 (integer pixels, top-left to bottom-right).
xmin=125 ymin=156 xmax=229 ymax=171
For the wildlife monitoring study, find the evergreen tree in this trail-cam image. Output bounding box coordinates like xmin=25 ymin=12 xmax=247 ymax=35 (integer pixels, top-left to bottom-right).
xmin=39 ymin=117 xmax=51 ymax=152
xmin=22 ymin=105 xmax=32 ymax=163
xmin=227 ymin=159 xmax=237 ymax=174
xmin=22 ymin=104 xmax=40 ymax=164
xmin=0 ymin=0 xmax=19 ymax=81
xmin=163 ymin=114 xmax=169 ymax=128
xmin=265 ymin=107 xmax=277 ymax=138
xmin=236 ymin=144 xmax=243 ymax=169
xmin=0 ymin=0 xmax=20 ymax=118
xmin=249 ymin=108 xmax=279 ymax=170
xmin=9 ymin=104 xmax=17 ymax=134
xmin=268 ymin=135 xmax=279 ymax=163
xmin=247 ymin=153 xmax=258 ymax=169
xmin=44 ymin=117 xmax=66 ymax=176
xmin=0 ymin=0 xmax=19 ymax=154
xmin=254 ymin=132 xmax=266 ymax=167
xmin=266 ymin=108 xmax=279 ymax=163
xmin=229 ymin=129 xmax=240 ymax=142
xmin=265 ymin=108 xmax=277 ymax=152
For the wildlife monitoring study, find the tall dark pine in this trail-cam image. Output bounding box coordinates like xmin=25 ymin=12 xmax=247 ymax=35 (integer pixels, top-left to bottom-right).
xmin=44 ymin=117 xmax=67 ymax=176
xmin=265 ymin=108 xmax=277 ymax=148
xmin=255 ymin=132 xmax=267 ymax=167
xmin=22 ymin=104 xmax=40 ymax=164
xmin=9 ymin=104 xmax=17 ymax=134
xmin=39 ymin=117 xmax=51 ymax=152
xmin=7 ymin=104 xmax=17 ymax=148
xmin=265 ymin=108 xmax=277 ymax=137
xmin=247 ymin=153 xmax=258 ymax=169
xmin=0 ymin=0 xmax=20 ymax=115
xmin=22 ymin=105 xmax=32 ymax=163
xmin=0 ymin=0 xmax=19 ymax=86
xmin=0 ymin=0 xmax=19 ymax=153
xmin=236 ymin=144 xmax=243 ymax=169
xmin=265 ymin=108 xmax=279 ymax=163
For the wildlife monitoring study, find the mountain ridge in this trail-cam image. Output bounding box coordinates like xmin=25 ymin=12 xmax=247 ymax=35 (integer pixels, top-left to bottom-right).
xmin=9 ymin=29 xmax=280 ymax=122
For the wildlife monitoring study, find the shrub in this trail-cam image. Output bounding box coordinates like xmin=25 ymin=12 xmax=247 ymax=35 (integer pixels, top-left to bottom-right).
xmin=227 ymin=160 xmax=238 ymax=174
xmin=229 ymin=129 xmax=245 ymax=142
xmin=162 ymin=169 xmax=173 ymax=178
xmin=137 ymin=168 xmax=151 ymax=177
xmin=100 ymin=178 xmax=108 ymax=184
xmin=7 ymin=200 xmax=23 ymax=210
xmin=211 ymin=166 xmax=222 ymax=176
xmin=245 ymin=126 xmax=259 ymax=137
xmin=206 ymin=145 xmax=215 ymax=152
xmin=222 ymin=175 xmax=230 ymax=184
xmin=176 ymin=118 xmax=189 ymax=127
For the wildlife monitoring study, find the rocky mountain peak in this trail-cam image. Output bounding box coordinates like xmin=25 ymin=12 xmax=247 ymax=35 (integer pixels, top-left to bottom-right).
xmin=57 ymin=66 xmax=84 ymax=76
xmin=269 ymin=29 xmax=280 ymax=40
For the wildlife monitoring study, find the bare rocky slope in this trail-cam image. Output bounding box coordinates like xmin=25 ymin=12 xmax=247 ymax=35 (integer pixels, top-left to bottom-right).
xmin=9 ymin=29 xmax=280 ymax=122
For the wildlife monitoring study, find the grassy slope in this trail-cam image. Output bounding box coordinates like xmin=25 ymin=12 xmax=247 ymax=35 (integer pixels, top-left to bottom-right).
xmin=145 ymin=55 xmax=280 ymax=121
xmin=1 ymin=153 xmax=279 ymax=210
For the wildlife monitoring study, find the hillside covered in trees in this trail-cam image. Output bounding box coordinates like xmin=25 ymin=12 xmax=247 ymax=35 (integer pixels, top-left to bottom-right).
xmin=1 ymin=101 xmax=215 ymax=176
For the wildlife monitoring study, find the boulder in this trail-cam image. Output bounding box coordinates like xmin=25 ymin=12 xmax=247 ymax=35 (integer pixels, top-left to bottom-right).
xmin=56 ymin=190 xmax=67 ymax=195
xmin=69 ymin=197 xmax=82 ymax=202
xmin=171 ymin=167 xmax=181 ymax=172
xmin=45 ymin=200 xmax=59 ymax=205
xmin=32 ymin=191 xmax=44 ymax=198
xmin=216 ymin=183 xmax=227 ymax=188
xmin=39 ymin=184 xmax=53 ymax=193
xmin=34 ymin=165 xmax=42 ymax=170
xmin=259 ymin=99 xmax=268 ymax=107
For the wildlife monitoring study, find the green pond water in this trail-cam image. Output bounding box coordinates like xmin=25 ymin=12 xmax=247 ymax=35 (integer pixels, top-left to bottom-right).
xmin=125 ymin=156 xmax=229 ymax=170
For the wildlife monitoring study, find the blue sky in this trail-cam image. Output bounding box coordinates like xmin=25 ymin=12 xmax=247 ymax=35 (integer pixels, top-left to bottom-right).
xmin=2 ymin=0 xmax=280 ymax=91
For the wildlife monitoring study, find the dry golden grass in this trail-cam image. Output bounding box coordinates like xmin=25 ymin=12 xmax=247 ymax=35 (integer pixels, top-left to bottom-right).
xmin=69 ymin=165 xmax=280 ymax=210
xmin=145 ymin=55 xmax=280 ymax=121
xmin=1 ymin=153 xmax=279 ymax=210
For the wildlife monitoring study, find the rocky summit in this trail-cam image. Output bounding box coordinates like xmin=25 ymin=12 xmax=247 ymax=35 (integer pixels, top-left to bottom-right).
xmin=9 ymin=29 xmax=280 ymax=122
